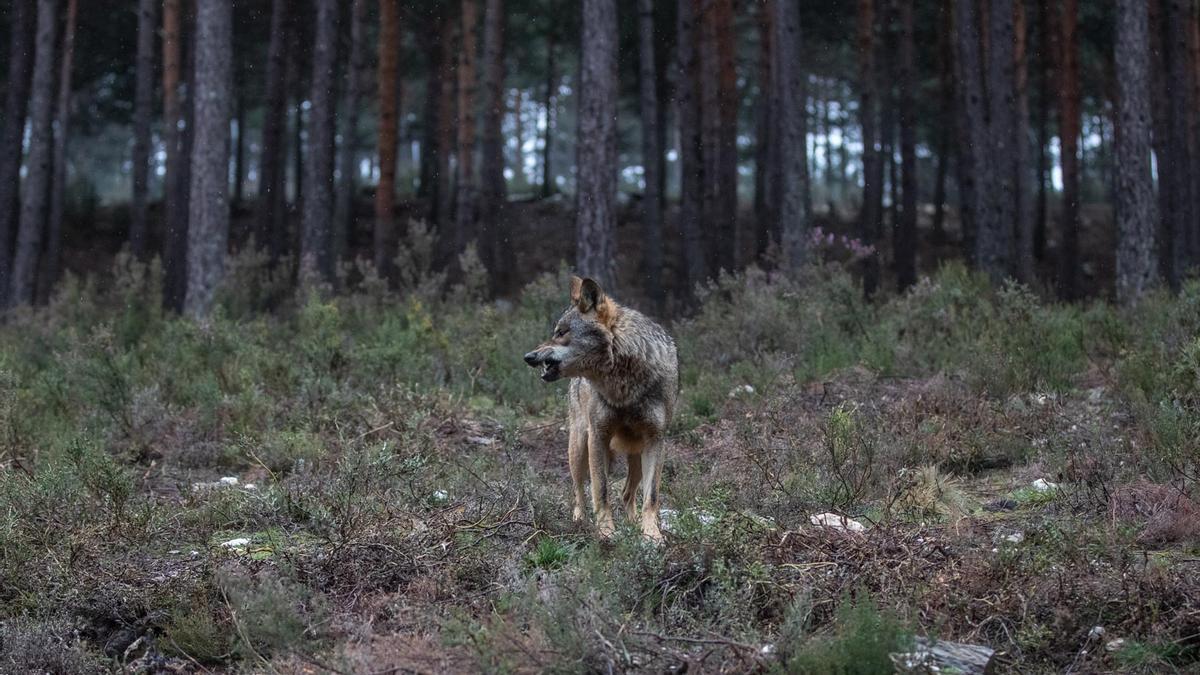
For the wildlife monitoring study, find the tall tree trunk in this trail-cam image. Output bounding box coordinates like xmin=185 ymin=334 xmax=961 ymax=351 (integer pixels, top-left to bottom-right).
xmin=1114 ymin=0 xmax=1159 ymax=304
xmin=677 ymin=0 xmax=705 ymax=292
xmin=419 ymin=28 xmax=441 ymax=204
xmin=953 ymin=0 xmax=991 ymax=273
xmin=335 ymin=0 xmax=368 ymax=265
xmin=858 ymin=0 xmax=883 ymax=296
xmin=0 ymin=0 xmax=35 ymax=306
xmin=773 ymin=0 xmax=807 ymax=270
xmin=1013 ymin=0 xmax=1035 ymax=283
xmin=698 ymin=0 xmax=736 ymax=273
xmin=435 ymin=15 xmax=457 ymax=232
xmin=455 ymin=0 xmax=479 ymax=253
xmin=8 ymin=0 xmax=59 ymax=307
xmin=753 ymin=0 xmax=774 ymax=260
xmin=375 ymin=0 xmax=399 ymax=272
xmin=479 ymin=0 xmax=507 ymax=290
xmin=130 ymin=0 xmax=156 ymax=259
xmin=1056 ymin=0 xmax=1082 ymax=299
xmin=257 ymin=0 xmax=289 ymax=259
xmin=541 ymin=29 xmax=557 ymax=198
xmin=982 ymin=0 xmax=1017 ymax=282
xmin=1035 ymin=0 xmax=1051 ymax=263
xmin=1161 ymin=0 xmax=1196 ymax=289
xmin=931 ymin=0 xmax=953 ymax=242
xmin=575 ymin=0 xmax=618 ymax=288
xmin=162 ymin=0 xmax=187 ymax=311
xmin=184 ymin=0 xmax=232 ymax=318
xmin=38 ymin=0 xmax=78 ymax=303
xmin=896 ymin=0 xmax=917 ymax=291
xmin=716 ymin=0 xmax=738 ymax=272
xmin=638 ymin=0 xmax=664 ymax=311
xmin=300 ymin=0 xmax=339 ymax=282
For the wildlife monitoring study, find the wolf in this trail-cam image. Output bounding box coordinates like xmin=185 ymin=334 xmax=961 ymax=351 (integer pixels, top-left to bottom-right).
xmin=523 ymin=276 xmax=679 ymax=541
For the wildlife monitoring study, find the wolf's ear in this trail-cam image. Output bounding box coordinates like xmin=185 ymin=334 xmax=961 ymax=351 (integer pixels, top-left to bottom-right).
xmin=573 ymin=277 xmax=604 ymax=313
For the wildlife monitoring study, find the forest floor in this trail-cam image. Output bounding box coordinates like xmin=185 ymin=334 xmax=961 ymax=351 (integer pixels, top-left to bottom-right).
xmin=2 ymin=235 xmax=1198 ymax=673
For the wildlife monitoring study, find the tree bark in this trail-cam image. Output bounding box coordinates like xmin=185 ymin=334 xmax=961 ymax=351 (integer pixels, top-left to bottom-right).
xmin=715 ymin=0 xmax=738 ymax=272
xmin=300 ymin=0 xmax=339 ymax=282
xmin=418 ymin=27 xmax=441 ymax=204
xmin=435 ymin=14 xmax=457 ymax=233
xmin=677 ymin=0 xmax=705 ymax=292
xmin=479 ymin=0 xmax=507 ymax=290
xmin=575 ymin=0 xmax=618 ymax=288
xmin=375 ymin=0 xmax=399 ymax=272
xmin=1114 ymin=0 xmax=1159 ymax=304
xmin=8 ymin=0 xmax=59 ymax=307
xmin=1056 ymin=0 xmax=1082 ymax=299
xmin=638 ymin=0 xmax=664 ymax=311
xmin=931 ymin=0 xmax=953 ymax=242
xmin=896 ymin=0 xmax=917 ymax=291
xmin=753 ymin=0 xmax=775 ymax=260
xmin=161 ymin=0 xmax=189 ymax=311
xmin=38 ymin=0 xmax=78 ymax=303
xmin=130 ymin=0 xmax=156 ymax=259
xmin=184 ymin=0 xmax=232 ymax=318
xmin=953 ymin=0 xmax=992 ymax=275
xmin=455 ymin=0 xmax=479 ymax=253
xmin=0 ymin=0 xmax=35 ymax=306
xmin=1013 ymin=0 xmax=1035 ymax=283
xmin=1035 ymin=0 xmax=1051 ymax=263
xmin=982 ymin=0 xmax=1018 ymax=282
xmin=232 ymin=91 xmax=245 ymax=209
xmin=773 ymin=0 xmax=807 ymax=271
xmin=257 ymin=0 xmax=289 ymax=259
xmin=541 ymin=29 xmax=557 ymax=198
xmin=858 ymin=0 xmax=882 ymax=295
xmin=1161 ymin=0 xmax=1196 ymax=289
xmin=335 ymin=0 xmax=368 ymax=265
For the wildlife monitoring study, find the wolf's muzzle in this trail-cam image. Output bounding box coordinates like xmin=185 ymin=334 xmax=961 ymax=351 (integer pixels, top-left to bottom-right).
xmin=524 ymin=349 xmax=562 ymax=382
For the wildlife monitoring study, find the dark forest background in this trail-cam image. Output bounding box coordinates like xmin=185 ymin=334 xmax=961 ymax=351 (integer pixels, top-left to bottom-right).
xmin=0 ymin=0 xmax=1188 ymax=315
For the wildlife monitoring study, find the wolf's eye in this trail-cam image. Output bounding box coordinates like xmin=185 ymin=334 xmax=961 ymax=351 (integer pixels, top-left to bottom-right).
xmin=554 ymin=327 xmax=568 ymax=338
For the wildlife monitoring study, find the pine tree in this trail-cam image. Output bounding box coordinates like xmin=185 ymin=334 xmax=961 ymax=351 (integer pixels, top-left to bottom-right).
xmin=575 ymin=0 xmax=618 ymax=287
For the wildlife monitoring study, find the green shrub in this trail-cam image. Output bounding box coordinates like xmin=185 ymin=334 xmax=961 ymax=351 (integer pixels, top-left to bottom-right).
xmin=780 ymin=597 xmax=911 ymax=675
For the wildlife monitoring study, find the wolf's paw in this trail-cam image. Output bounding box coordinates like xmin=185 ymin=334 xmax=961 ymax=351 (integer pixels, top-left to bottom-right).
xmin=596 ymin=518 xmax=616 ymax=539
xmin=572 ymin=506 xmax=586 ymax=523
xmin=641 ymin=526 xmax=664 ymax=544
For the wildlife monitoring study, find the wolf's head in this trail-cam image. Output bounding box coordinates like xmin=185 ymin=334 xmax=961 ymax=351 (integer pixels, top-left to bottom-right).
xmin=523 ymin=276 xmax=617 ymax=382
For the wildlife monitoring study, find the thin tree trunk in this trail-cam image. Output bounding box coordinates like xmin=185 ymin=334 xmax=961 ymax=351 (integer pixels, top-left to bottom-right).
xmin=435 ymin=15 xmax=457 ymax=232
xmin=300 ymin=0 xmax=339 ymax=282
xmin=1035 ymin=0 xmax=1051 ymax=263
xmin=375 ymin=0 xmax=399 ymax=272
xmin=8 ymin=0 xmax=59 ymax=307
xmin=257 ymin=0 xmax=289 ymax=259
xmin=931 ymin=0 xmax=952 ymax=242
xmin=774 ymin=0 xmax=807 ymax=271
xmin=896 ymin=0 xmax=917 ymax=290
xmin=541 ymin=30 xmax=557 ymax=198
xmin=575 ymin=0 xmax=618 ymax=288
xmin=479 ymin=0 xmax=507 ymax=289
xmin=1162 ymin=0 xmax=1195 ymax=288
xmin=1114 ymin=0 xmax=1159 ymax=304
xmin=38 ymin=0 xmax=78 ymax=303
xmin=953 ymin=0 xmax=992 ymax=274
xmin=162 ymin=0 xmax=187 ymax=311
xmin=1056 ymin=0 xmax=1082 ymax=299
xmin=1014 ymin=0 xmax=1035 ymax=283
xmin=753 ymin=0 xmax=774 ymax=260
xmin=184 ymin=0 xmax=232 ymax=318
xmin=638 ymin=0 xmax=664 ymax=311
xmin=858 ymin=0 xmax=882 ymax=296
xmin=232 ymin=92 xmax=245 ymax=209
xmin=419 ymin=28 xmax=441 ymax=204
xmin=983 ymin=0 xmax=1018 ymax=282
xmin=677 ymin=0 xmax=705 ymax=292
xmin=130 ymin=0 xmax=156 ymax=259
xmin=715 ymin=0 xmax=738 ymax=272
xmin=455 ymin=0 xmax=479 ymax=253
xmin=335 ymin=0 xmax=368 ymax=265
xmin=0 ymin=1 xmax=35 ymax=306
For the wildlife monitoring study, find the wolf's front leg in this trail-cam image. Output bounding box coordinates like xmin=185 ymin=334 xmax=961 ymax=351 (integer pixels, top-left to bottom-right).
xmin=587 ymin=426 xmax=615 ymax=538
xmin=639 ymin=441 xmax=665 ymax=542
xmin=568 ymin=424 xmax=589 ymax=522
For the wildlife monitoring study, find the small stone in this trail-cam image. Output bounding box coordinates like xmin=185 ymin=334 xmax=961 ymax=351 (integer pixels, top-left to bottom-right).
xmin=727 ymin=384 xmax=756 ymax=399
xmin=220 ymin=537 xmax=251 ymax=548
xmin=1088 ymin=626 xmax=1105 ymax=639
xmin=219 ymin=476 xmax=239 ymax=486
xmin=431 ymin=489 xmax=449 ymax=503
xmin=1004 ymin=532 xmax=1025 ymax=544
xmin=1106 ymin=638 xmax=1126 ymax=653
xmin=809 ymin=512 xmax=866 ymax=532
xmin=1031 ymin=478 xmax=1058 ymax=492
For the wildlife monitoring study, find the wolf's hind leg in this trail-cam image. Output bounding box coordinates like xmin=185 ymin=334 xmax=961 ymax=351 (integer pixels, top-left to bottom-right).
xmin=639 ymin=442 xmax=665 ymax=542
xmin=622 ymin=453 xmax=642 ymax=523
xmin=588 ymin=427 xmax=615 ymax=538
xmin=569 ymin=425 xmax=589 ymax=523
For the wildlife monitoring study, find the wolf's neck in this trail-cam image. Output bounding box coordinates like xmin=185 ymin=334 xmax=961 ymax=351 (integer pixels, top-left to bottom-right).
xmin=586 ymin=331 xmax=660 ymax=408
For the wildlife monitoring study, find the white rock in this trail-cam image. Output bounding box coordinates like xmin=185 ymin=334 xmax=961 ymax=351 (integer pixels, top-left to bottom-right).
xmin=220 ymin=538 xmax=251 ymax=548
xmin=1031 ymin=478 xmax=1058 ymax=492
xmin=467 ymin=435 xmax=496 ymax=446
xmin=219 ymin=476 xmax=239 ymax=486
xmin=809 ymin=513 xmax=866 ymax=532
xmin=760 ymin=644 xmax=775 ymax=655
xmin=1088 ymin=626 xmax=1105 ymax=639
xmin=431 ymin=489 xmax=449 ymax=503
xmin=243 ymin=483 xmax=257 ymax=490
xmin=727 ymin=384 xmax=756 ymax=399
xmin=1105 ymin=638 xmax=1126 ymax=653
xmin=1004 ymin=532 xmax=1025 ymax=544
